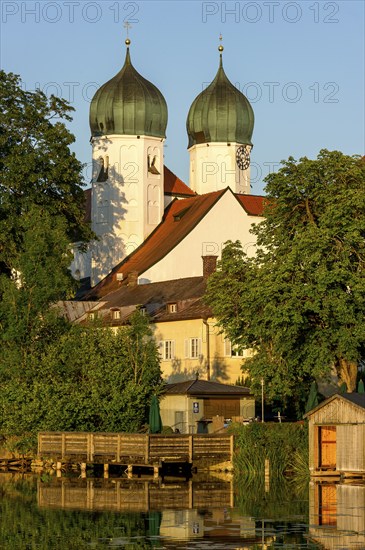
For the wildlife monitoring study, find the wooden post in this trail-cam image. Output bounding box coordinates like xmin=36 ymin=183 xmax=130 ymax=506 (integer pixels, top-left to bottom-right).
xmin=117 ymin=433 xmax=121 ymax=463
xmin=153 ymin=465 xmax=159 ymax=479
xmin=104 ymin=463 xmax=109 ymax=478
xmin=81 ymin=462 xmax=87 ymax=479
xmin=230 ymin=434 xmax=234 ymax=465
xmin=189 ymin=435 xmax=193 ymax=462
xmin=188 ymin=480 xmax=193 ymax=509
xmin=61 ymin=434 xmax=66 ymax=459
xmin=127 ymin=464 xmax=133 ymax=479
xmin=85 ymin=480 xmax=92 ymax=510
xmin=145 ymin=434 xmax=149 ymax=464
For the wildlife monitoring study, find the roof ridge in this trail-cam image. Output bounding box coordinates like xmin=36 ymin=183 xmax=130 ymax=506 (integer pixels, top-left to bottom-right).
xmin=186 ymin=379 xmax=198 ymax=392
xmin=85 ymin=189 xmax=229 ymax=299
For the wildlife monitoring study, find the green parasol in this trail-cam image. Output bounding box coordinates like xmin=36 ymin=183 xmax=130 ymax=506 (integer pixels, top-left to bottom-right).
xmin=149 ymin=395 xmax=162 ymax=434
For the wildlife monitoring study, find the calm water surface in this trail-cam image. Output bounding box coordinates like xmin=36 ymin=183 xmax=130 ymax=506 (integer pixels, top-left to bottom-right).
xmin=0 ymin=472 xmax=364 ymax=549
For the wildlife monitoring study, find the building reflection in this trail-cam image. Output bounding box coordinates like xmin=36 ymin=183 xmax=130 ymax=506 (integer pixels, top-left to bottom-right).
xmin=309 ymin=482 xmax=365 ymax=549
xmin=37 ymin=476 xmax=269 ymax=547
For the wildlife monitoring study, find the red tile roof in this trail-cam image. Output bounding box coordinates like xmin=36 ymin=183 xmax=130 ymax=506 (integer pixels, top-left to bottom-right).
xmin=235 ymin=194 xmax=266 ymax=216
xmin=85 ymin=188 xmax=265 ymax=299
xmin=164 ymin=166 xmax=196 ymax=197
xmin=86 ymin=189 xmax=226 ymax=298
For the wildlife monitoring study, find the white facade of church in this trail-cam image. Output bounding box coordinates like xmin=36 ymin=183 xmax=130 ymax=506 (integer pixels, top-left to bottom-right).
xmin=71 ymin=40 xmax=258 ymax=289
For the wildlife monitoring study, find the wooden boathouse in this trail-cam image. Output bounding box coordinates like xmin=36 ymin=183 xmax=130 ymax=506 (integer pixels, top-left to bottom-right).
xmin=305 ymin=393 xmax=365 ymax=479
xmin=38 ymin=432 xmax=234 ymax=475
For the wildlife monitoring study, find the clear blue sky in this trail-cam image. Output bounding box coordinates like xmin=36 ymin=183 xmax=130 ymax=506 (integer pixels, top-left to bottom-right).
xmin=1 ymin=0 xmax=364 ymax=194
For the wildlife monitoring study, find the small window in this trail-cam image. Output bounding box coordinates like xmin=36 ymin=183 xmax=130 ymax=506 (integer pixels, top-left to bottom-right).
xmin=184 ymin=338 xmax=202 ymax=359
xmin=88 ymin=312 xmax=96 ymax=320
xmin=168 ymin=303 xmax=177 ymax=313
xmin=159 ymin=340 xmax=175 ymax=361
xmin=112 ymin=309 xmax=121 ymax=320
xmin=224 ymin=338 xmax=245 ymax=357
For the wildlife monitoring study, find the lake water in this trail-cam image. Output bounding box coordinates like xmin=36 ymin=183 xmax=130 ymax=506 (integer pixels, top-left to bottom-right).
xmin=0 ymin=472 xmax=364 ymax=549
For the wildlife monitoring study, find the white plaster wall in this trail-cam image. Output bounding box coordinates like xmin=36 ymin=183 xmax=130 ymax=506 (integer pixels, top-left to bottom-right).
xmin=70 ymin=247 xmax=91 ymax=281
xmin=89 ymin=134 xmax=164 ymax=285
xmin=189 ymin=143 xmax=250 ymax=195
xmin=141 ymin=190 xmax=263 ymax=283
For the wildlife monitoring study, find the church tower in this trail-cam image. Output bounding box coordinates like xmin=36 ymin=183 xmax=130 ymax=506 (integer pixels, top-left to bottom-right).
xmin=186 ymin=43 xmax=254 ymax=195
xmin=88 ymin=39 xmax=168 ymax=285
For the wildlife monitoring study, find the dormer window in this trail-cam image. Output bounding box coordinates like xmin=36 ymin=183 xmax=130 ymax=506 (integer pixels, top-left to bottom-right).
xmin=168 ymin=303 xmax=177 ymax=313
xmin=111 ymin=309 xmax=121 ymax=320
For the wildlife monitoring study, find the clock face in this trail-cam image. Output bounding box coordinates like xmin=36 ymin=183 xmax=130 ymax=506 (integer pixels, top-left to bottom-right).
xmin=236 ymin=145 xmax=251 ymax=170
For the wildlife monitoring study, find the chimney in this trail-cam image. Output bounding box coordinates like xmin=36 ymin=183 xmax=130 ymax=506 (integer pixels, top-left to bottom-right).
xmin=202 ymin=255 xmax=218 ymax=279
xmin=127 ymin=271 xmax=139 ymax=288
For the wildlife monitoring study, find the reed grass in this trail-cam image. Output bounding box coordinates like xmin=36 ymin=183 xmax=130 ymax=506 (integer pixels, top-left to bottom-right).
xmin=230 ymin=422 xmax=308 ymax=480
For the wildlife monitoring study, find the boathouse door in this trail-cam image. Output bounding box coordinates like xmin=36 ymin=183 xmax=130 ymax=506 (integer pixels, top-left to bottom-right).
xmin=318 ymin=426 xmax=337 ymax=469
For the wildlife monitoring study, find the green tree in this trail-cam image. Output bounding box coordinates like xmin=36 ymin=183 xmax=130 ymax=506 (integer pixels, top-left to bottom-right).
xmin=0 ymin=70 xmax=92 ymax=371
xmin=0 ymin=206 xmax=75 ymax=372
xmin=206 ymin=150 xmax=365 ymax=403
xmin=0 ymin=312 xmax=163 ymax=450
xmin=0 ymin=70 xmax=91 ymax=276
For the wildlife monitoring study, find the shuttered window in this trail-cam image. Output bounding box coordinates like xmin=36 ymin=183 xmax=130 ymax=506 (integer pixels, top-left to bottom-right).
xmin=184 ymin=338 xmax=202 ymax=359
xmin=224 ymin=338 xmax=245 ymax=357
xmin=158 ymin=340 xmax=175 ymax=360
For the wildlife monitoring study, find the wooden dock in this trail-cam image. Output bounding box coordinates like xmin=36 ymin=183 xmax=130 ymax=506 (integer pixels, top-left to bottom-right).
xmin=37 ymin=478 xmax=234 ymax=512
xmin=38 ymin=432 xmax=234 ymax=474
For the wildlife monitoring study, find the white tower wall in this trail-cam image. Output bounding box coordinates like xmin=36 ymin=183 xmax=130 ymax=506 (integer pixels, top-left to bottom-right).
xmin=90 ymin=134 xmax=164 ymax=285
xmin=189 ymin=142 xmax=250 ymax=195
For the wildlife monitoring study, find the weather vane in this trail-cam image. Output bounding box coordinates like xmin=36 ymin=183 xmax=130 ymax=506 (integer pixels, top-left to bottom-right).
xmin=124 ymin=21 xmax=132 ymax=45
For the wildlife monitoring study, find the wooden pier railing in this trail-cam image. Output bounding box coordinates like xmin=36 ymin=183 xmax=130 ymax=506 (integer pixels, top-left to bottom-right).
xmin=38 ymin=432 xmax=234 ymax=466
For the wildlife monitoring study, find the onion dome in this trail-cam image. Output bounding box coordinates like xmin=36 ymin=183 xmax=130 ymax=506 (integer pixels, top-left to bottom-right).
xmin=90 ymin=43 xmax=167 ymax=138
xmin=186 ymin=49 xmax=254 ymax=148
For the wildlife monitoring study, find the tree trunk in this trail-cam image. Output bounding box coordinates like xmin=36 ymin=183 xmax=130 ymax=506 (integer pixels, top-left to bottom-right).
xmin=338 ymin=358 xmax=358 ymax=392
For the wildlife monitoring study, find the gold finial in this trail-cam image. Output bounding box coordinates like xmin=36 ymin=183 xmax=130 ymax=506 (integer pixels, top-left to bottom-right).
xmin=124 ymin=21 xmax=131 ymax=46
xmin=218 ymin=33 xmax=224 ymax=52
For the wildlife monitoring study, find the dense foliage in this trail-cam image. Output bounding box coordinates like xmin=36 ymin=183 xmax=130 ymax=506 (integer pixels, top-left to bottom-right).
xmin=0 ymin=312 xmax=163 ymax=452
xmin=207 ymin=150 xmax=365 ymax=402
xmin=0 ymin=70 xmax=93 ymax=372
xmin=0 ymin=70 xmax=91 ymax=264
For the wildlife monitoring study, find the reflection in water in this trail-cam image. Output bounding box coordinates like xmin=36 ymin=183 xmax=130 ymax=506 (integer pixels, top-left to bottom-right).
xmin=309 ymin=481 xmax=365 ymax=549
xmin=4 ymin=473 xmax=364 ymax=549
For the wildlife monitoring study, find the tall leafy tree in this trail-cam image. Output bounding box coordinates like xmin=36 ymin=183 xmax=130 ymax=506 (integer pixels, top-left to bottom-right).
xmin=0 ymin=71 xmax=92 ymax=369
xmin=0 ymin=206 xmax=74 ymax=372
xmin=0 ymin=70 xmax=91 ymax=275
xmin=206 ymin=150 xmax=365 ymax=402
